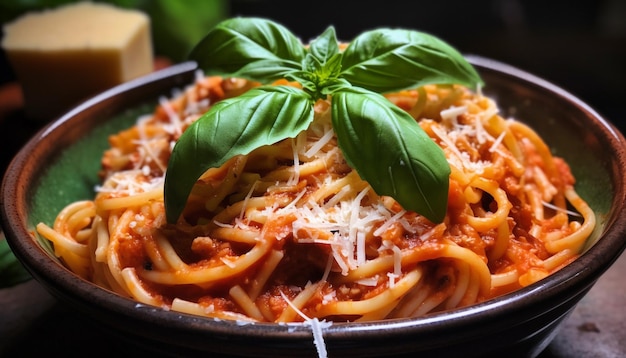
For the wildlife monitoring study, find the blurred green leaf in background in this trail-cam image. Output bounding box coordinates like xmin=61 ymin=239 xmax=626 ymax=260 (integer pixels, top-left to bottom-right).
xmin=0 ymin=236 xmax=31 ymax=287
xmin=143 ymin=0 xmax=228 ymax=62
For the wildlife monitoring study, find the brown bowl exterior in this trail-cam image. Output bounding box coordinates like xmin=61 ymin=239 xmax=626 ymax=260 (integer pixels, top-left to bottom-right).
xmin=2 ymin=57 xmax=626 ymax=358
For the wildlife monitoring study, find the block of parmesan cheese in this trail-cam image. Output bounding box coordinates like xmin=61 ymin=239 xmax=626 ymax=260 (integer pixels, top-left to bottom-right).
xmin=2 ymin=2 xmax=154 ymax=121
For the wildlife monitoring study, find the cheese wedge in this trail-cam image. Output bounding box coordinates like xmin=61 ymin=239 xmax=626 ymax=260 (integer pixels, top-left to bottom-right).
xmin=2 ymin=2 xmax=154 ymax=121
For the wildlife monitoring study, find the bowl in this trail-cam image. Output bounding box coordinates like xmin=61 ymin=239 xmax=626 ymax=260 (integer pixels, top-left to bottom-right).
xmin=2 ymin=56 xmax=626 ymax=358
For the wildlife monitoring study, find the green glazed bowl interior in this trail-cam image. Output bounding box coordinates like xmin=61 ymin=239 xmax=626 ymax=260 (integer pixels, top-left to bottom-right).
xmin=2 ymin=57 xmax=626 ymax=358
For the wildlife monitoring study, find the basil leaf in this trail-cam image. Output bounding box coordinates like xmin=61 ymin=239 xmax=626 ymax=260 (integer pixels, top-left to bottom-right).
xmin=307 ymin=26 xmax=340 ymax=68
xmin=165 ymin=86 xmax=315 ymax=223
xmin=331 ymin=87 xmax=450 ymax=222
xmin=340 ymin=28 xmax=483 ymax=93
xmin=0 ymin=237 xmax=31 ymax=287
xmin=189 ymin=17 xmax=306 ymax=83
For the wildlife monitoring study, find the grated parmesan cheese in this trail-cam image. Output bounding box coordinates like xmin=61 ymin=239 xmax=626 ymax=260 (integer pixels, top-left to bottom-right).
xmin=305 ymin=127 xmax=335 ymax=158
xmin=159 ymin=95 xmax=183 ymax=136
xmin=279 ymin=290 xmax=332 ymax=358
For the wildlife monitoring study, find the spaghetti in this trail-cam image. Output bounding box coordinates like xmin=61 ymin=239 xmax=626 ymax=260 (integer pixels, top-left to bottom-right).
xmin=37 ymin=71 xmax=595 ymax=324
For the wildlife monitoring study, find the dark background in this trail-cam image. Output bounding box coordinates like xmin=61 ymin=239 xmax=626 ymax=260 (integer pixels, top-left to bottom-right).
xmin=228 ymin=0 xmax=625 ymax=132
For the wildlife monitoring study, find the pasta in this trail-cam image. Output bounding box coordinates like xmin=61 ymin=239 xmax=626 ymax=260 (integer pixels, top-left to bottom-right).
xmin=37 ymin=71 xmax=595 ymax=324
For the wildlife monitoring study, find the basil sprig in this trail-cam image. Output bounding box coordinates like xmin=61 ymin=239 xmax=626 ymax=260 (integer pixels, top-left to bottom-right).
xmin=165 ymin=17 xmax=483 ymax=224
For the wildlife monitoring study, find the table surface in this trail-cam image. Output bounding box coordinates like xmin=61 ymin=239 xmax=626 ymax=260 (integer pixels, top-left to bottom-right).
xmin=1 ymin=80 xmax=625 ymax=357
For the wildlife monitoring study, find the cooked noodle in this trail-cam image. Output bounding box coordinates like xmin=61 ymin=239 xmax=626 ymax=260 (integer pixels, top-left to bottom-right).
xmin=37 ymin=72 xmax=595 ymax=323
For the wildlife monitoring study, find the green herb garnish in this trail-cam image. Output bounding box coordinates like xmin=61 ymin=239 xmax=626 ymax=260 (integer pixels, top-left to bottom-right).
xmin=164 ymin=17 xmax=483 ymax=224
xmin=0 ymin=237 xmax=31 ymax=287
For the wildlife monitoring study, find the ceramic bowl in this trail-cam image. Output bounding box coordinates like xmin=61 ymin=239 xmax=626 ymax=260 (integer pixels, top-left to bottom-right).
xmin=2 ymin=57 xmax=626 ymax=358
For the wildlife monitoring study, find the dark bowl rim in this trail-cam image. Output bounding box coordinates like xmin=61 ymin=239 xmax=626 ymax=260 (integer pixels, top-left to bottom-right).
xmin=2 ymin=55 xmax=626 ymax=341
